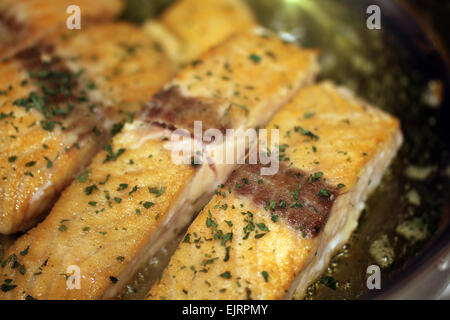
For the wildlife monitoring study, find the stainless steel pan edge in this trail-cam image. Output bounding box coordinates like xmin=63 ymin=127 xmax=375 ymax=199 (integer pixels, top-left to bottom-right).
xmin=356 ymin=0 xmax=450 ymax=300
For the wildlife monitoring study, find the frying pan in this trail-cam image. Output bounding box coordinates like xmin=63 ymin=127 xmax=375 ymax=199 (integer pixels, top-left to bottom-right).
xmin=122 ymin=0 xmax=450 ymax=299
xmin=0 ymin=0 xmax=448 ymax=300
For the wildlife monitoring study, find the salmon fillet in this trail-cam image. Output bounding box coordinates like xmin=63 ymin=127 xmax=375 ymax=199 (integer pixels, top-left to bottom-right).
xmin=147 ymin=82 xmax=403 ymax=300
xmin=0 ymin=0 xmax=263 ymax=235
xmin=0 ymin=24 xmax=175 ymax=234
xmin=0 ymin=0 xmax=123 ymax=60
xmin=50 ymin=22 xmax=177 ymax=120
xmin=0 ymin=47 xmax=108 ymax=235
xmin=148 ymin=0 xmax=257 ymax=65
xmin=0 ymin=30 xmax=319 ymax=299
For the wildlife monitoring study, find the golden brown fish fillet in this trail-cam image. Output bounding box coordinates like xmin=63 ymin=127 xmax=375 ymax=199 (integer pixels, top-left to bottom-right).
xmin=0 ymin=48 xmax=107 ymax=235
xmin=0 ymin=29 xmax=319 ymax=299
xmin=145 ymin=0 xmax=257 ymax=65
xmin=50 ymin=22 xmax=177 ymax=119
xmin=147 ymin=82 xmax=403 ymax=300
xmin=0 ymin=0 xmax=263 ymax=235
xmin=0 ymin=23 xmax=175 ymax=234
xmin=0 ymin=0 xmax=123 ymax=60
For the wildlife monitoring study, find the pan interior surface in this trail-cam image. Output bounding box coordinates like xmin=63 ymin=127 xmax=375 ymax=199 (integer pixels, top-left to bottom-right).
xmin=121 ymin=0 xmax=450 ymax=299
xmin=0 ymin=0 xmax=447 ymax=300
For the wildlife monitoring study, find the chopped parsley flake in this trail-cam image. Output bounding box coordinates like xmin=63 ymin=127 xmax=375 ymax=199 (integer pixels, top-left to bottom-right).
xmin=85 ymin=184 xmax=98 ymax=195
xmin=262 ymin=271 xmax=269 ymax=282
xmin=319 ymin=276 xmax=337 ymax=290
xmin=25 ymin=161 xmax=36 ymax=167
xmin=249 ymin=54 xmax=262 ymax=63
xmin=143 ymin=201 xmax=154 ymax=209
xmin=318 ymin=189 xmax=330 ymax=198
xmin=20 ymin=246 xmax=30 ymax=256
xmin=103 ymin=144 xmax=126 ymax=163
xmin=149 ymin=186 xmax=165 ymax=197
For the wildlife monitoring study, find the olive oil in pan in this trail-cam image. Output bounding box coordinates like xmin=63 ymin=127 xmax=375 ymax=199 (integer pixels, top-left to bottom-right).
xmin=119 ymin=228 xmax=187 ymax=299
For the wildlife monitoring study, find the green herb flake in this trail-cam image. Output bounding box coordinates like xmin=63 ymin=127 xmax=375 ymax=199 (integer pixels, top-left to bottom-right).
xmin=20 ymin=246 xmax=30 ymax=256
xmin=77 ymin=170 xmax=91 ymax=183
xmin=249 ymin=54 xmax=262 ymax=63
xmin=128 ymin=185 xmax=139 ymax=196
xmin=103 ymin=144 xmax=126 ymax=163
xmin=319 ymin=276 xmax=337 ymax=290
xmin=318 ymin=189 xmax=330 ymax=198
xmin=25 ymin=161 xmax=36 ymax=167
xmin=99 ymin=174 xmax=110 ymax=185
xmin=1 ymin=284 xmax=17 ymax=292
xmin=183 ymin=233 xmax=191 ymax=243
xmin=143 ymin=201 xmax=154 ymax=209
xmin=149 ymin=186 xmax=165 ymax=197
xmin=224 ymin=246 xmax=231 ymax=262
xmin=261 ymin=271 xmax=269 ymax=282
xmin=257 ymin=223 xmax=268 ymax=232
xmin=84 ymin=184 xmax=98 ymax=195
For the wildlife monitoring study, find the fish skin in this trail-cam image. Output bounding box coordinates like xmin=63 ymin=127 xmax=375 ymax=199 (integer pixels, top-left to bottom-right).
xmin=0 ymin=0 xmax=124 ymax=61
xmin=0 ymin=30 xmax=319 ymax=299
xmin=147 ymin=82 xmax=402 ymax=300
